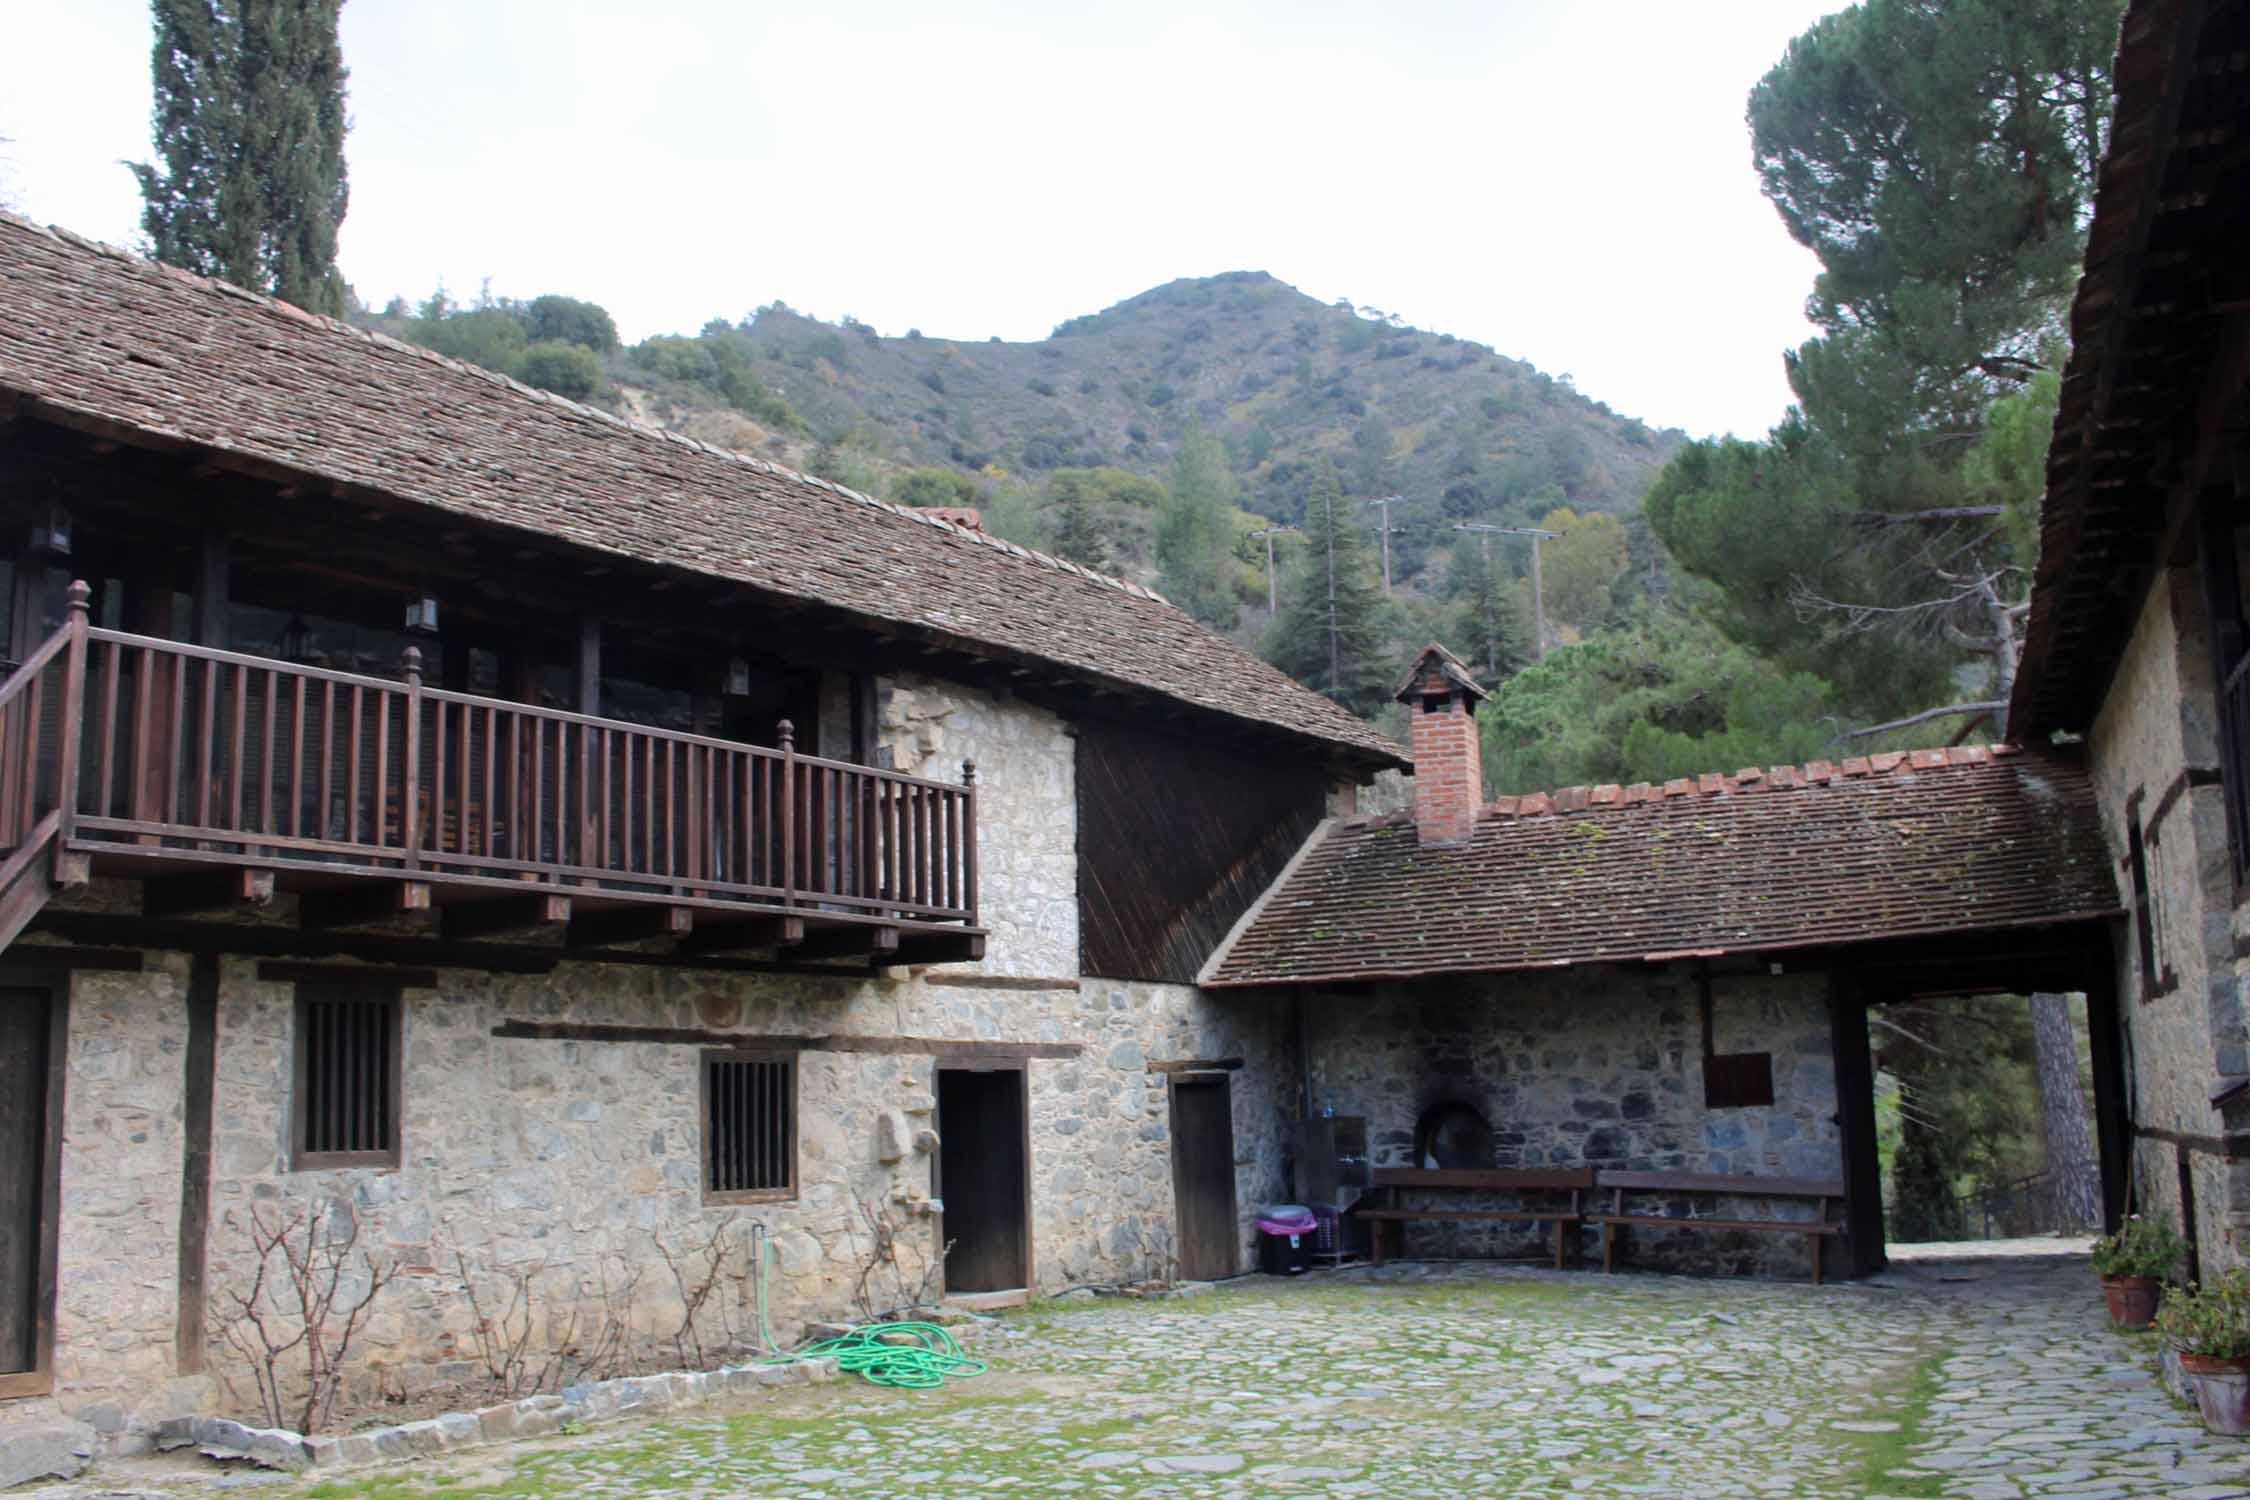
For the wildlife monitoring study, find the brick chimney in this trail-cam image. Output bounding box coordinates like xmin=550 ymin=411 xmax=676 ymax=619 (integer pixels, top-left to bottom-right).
xmin=1396 ymin=642 xmax=1489 ymax=844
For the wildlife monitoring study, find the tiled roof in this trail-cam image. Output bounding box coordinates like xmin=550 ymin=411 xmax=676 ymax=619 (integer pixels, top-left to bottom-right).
xmin=1200 ymin=745 xmax=2121 ymax=987
xmin=2011 ymin=0 xmax=2250 ymax=737
xmin=0 ymin=214 xmax=1405 ymax=769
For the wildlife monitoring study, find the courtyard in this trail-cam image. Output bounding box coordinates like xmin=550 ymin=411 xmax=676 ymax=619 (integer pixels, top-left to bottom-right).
xmin=34 ymin=1247 xmax=2246 ymax=1500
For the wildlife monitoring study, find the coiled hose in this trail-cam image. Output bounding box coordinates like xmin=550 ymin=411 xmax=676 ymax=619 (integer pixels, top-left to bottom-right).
xmin=750 ymin=1221 xmax=989 ymax=1389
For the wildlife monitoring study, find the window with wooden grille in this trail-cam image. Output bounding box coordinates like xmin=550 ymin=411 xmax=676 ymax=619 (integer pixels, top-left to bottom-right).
xmin=291 ymin=986 xmax=402 ymax=1169
xmin=702 ymin=1051 xmax=796 ymax=1202
xmin=2125 ymin=791 xmax=2175 ymax=999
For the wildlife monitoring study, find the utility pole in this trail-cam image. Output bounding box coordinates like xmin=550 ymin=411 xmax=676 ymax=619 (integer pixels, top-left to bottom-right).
xmin=1325 ymin=488 xmax=1340 ymax=694
xmin=1359 ymin=494 xmax=1402 ymax=593
xmin=1454 ymin=523 xmax=1559 ymax=661
xmin=1246 ymin=525 xmax=1296 ymax=615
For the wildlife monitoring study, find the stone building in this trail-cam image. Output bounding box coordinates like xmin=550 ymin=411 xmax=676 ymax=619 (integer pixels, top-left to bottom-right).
xmin=0 ymin=213 xmax=1399 ymax=1435
xmin=2001 ymin=0 xmax=2250 ymax=1283
xmin=0 ymin=0 xmax=2240 ymax=1455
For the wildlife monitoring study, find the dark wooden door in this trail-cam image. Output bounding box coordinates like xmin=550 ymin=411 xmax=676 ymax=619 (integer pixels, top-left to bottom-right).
xmin=1171 ymin=1076 xmax=1239 ymax=1281
xmin=936 ymin=1068 xmax=1029 ymax=1294
xmin=0 ymin=990 xmax=50 ymax=1373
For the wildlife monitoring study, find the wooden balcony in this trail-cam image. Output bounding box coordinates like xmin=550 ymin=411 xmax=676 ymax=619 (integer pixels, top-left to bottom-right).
xmin=0 ymin=586 xmax=984 ymax=969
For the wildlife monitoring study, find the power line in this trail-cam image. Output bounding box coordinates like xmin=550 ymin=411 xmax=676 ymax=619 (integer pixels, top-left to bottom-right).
xmin=1358 ymin=495 xmax=1403 ymax=593
xmin=1245 ymin=525 xmax=1297 ymax=615
xmin=1455 ymin=523 xmax=1560 ymax=662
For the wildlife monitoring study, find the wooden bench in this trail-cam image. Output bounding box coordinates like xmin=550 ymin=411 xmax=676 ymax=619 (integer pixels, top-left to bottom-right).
xmin=1350 ymin=1167 xmax=1594 ymax=1270
xmin=1590 ymin=1170 xmax=1844 ymax=1284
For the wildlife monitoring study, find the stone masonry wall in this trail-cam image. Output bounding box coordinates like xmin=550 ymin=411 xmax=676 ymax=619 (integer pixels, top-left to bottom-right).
xmin=2089 ymin=565 xmax=2249 ymax=1273
xmin=13 ymin=674 xmax=1302 ymax=1433
xmin=1303 ymin=965 xmax=1840 ymax=1277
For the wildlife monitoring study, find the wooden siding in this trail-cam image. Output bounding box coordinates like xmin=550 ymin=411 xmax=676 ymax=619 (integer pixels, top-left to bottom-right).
xmin=1076 ymin=720 xmax=1325 ymax=984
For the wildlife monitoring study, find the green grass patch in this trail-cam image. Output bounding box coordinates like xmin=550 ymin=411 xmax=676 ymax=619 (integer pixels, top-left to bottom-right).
xmin=1835 ymin=1340 xmax=1951 ymax=1500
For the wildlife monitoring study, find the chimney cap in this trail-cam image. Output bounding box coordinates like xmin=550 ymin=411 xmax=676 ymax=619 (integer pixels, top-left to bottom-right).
xmin=1395 ymin=641 xmax=1489 ymax=707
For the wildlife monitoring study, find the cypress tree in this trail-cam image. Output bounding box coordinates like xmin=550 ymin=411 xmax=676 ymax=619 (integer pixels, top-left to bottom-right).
xmin=1446 ymin=537 xmax=1530 ymax=682
xmin=1262 ymin=460 xmax=1393 ymax=715
xmin=130 ymin=0 xmax=351 ymax=316
xmin=1155 ymin=423 xmax=1240 ymax=627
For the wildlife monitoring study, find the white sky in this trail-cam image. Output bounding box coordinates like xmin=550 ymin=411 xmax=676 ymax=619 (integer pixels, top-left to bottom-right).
xmin=0 ymin=0 xmax=1842 ymax=440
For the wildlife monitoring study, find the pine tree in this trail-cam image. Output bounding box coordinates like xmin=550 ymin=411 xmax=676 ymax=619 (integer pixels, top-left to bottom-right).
xmin=1155 ymin=423 xmax=1239 ymax=627
xmin=1262 ymin=461 xmax=1393 ymax=715
xmin=1446 ymin=538 xmax=1530 ymax=681
xmin=1045 ymin=472 xmax=1109 ymax=570
xmin=130 ymin=0 xmax=350 ymax=316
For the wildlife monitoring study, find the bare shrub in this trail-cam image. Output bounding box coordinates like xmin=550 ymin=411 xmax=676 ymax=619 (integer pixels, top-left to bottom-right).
xmin=849 ymin=1196 xmax=949 ymax=1322
xmin=217 ymin=1201 xmax=399 ymax=1433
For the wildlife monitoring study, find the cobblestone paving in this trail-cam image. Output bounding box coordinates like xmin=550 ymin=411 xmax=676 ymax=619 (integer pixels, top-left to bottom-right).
xmin=47 ymin=1253 xmax=2250 ymax=1500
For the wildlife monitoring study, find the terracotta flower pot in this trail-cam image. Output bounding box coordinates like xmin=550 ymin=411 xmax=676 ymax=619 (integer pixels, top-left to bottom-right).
xmin=2101 ymin=1274 xmax=2162 ymax=1329
xmin=2180 ymin=1352 xmax=2250 ymax=1436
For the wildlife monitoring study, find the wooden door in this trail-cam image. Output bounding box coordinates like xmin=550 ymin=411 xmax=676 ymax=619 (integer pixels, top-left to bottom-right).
xmin=935 ymin=1067 xmax=1029 ymax=1294
xmin=0 ymin=987 xmax=52 ymax=1377
xmin=1170 ymin=1075 xmax=1239 ymax=1281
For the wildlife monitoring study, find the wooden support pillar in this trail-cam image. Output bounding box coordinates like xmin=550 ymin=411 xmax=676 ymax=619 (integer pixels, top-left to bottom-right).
xmin=174 ymin=953 xmax=218 ymax=1373
xmin=1828 ymin=976 xmax=1885 ymax=1280
xmin=192 ymin=533 xmax=229 ymax=649
xmin=575 ymin=618 xmax=601 ymax=717
xmin=2084 ymin=963 xmax=2133 ymax=1235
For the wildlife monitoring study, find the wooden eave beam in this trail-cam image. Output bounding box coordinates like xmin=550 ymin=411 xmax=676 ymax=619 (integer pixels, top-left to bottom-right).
xmin=566 ymin=905 xmax=693 ymax=949
xmin=440 ymin=894 xmax=571 ymax=942
xmin=787 ymin=923 xmax=900 ymax=961
xmin=680 ymin=914 xmax=805 ymax=955
xmin=142 ymin=867 xmax=274 ymax=920
xmin=298 ymin=880 xmax=432 ymax=931
xmin=889 ymin=931 xmax=986 ymax=967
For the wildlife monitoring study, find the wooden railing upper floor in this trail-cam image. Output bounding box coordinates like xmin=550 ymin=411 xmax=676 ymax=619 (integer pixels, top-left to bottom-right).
xmin=0 ymin=584 xmax=980 ymax=931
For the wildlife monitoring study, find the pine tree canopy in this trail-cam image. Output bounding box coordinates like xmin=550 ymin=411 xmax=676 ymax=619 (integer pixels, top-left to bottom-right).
xmin=131 ymin=0 xmax=350 ymax=317
xmin=1261 ymin=461 xmax=1394 ymax=716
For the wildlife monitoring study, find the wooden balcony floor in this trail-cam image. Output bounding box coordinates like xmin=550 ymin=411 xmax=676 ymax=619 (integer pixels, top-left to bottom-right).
xmin=59 ymin=837 xmax=986 ymax=972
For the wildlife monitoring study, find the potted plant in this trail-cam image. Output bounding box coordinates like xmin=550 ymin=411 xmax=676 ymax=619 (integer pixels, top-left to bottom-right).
xmin=2155 ymin=1268 xmax=2250 ymax=1436
xmin=2090 ymin=1216 xmax=2186 ymax=1329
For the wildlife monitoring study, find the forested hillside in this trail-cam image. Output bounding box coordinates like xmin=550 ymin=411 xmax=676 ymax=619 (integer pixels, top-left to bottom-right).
xmin=355 ymin=271 xmax=1684 ymax=738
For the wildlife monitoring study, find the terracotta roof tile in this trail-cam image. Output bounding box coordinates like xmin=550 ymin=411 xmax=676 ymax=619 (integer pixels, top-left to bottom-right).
xmin=0 ymin=215 xmax=1404 ymax=768
xmin=1202 ymin=746 xmax=2120 ymax=987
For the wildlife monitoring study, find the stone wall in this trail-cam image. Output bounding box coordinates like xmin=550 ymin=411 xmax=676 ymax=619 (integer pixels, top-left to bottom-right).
xmin=2087 ymin=565 xmax=2249 ymax=1272
xmin=1302 ymin=965 xmax=1840 ymax=1276
xmin=10 ymin=673 xmax=1308 ymax=1434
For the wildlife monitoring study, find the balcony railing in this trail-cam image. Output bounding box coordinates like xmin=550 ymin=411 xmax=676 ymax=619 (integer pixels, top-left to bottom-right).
xmin=1 ymin=586 xmax=979 ymax=930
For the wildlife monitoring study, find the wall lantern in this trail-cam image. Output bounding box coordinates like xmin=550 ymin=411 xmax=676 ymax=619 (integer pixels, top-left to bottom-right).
xmin=281 ymin=614 xmax=313 ymax=663
xmin=403 ymin=593 xmax=440 ymax=635
xmin=28 ymin=506 xmax=70 ymax=557
xmin=723 ymin=657 xmax=752 ymax=697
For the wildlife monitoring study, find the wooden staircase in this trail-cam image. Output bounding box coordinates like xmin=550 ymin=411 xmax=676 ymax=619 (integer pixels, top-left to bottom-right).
xmin=0 ymin=585 xmax=92 ymax=959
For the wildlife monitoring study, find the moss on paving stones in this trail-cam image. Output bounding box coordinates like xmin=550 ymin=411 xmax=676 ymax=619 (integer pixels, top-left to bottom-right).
xmin=264 ymin=1257 xmax=2237 ymax=1500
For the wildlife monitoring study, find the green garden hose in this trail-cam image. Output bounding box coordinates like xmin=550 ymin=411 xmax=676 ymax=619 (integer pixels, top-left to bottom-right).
xmin=775 ymin=1322 xmax=989 ymax=1389
xmin=750 ymin=1222 xmax=988 ymax=1389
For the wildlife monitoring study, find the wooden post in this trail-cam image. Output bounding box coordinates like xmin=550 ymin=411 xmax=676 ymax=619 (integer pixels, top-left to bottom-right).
xmin=399 ymin=646 xmax=422 ymax=868
xmin=962 ymin=758 xmax=978 ymax=925
xmin=173 ymin=952 xmax=219 ymax=1372
xmin=50 ymin=583 xmax=89 ymax=851
xmin=1828 ymin=977 xmax=1884 ymax=1279
xmin=575 ymin=617 xmax=601 ymax=717
xmin=192 ymin=534 xmax=230 ymax=649
xmin=2085 ymin=967 xmax=2132 ymax=1234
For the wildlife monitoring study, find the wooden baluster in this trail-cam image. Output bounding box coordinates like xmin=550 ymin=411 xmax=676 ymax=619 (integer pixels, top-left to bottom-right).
xmin=127 ymin=646 xmax=154 ymax=838
xmin=400 ymin=646 xmax=424 ymax=861
xmin=778 ymin=719 xmax=795 ymax=907
xmin=288 ymin=675 xmax=305 ymax=839
xmin=481 ymin=706 xmax=496 ymax=859
xmin=94 ymin=634 xmax=120 ymax=820
xmin=347 ymin=685 xmax=364 ymax=844
xmin=946 ymin=788 xmax=961 ymax=913
xmin=165 ymin=653 xmax=185 ymax=829
xmin=193 ymin=658 xmax=216 ymax=833
xmin=432 ymin=698 xmax=447 ymax=857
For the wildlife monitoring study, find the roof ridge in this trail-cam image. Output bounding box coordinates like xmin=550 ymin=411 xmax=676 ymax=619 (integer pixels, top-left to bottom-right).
xmin=4 ymin=211 xmax=1171 ymax=607
xmin=1479 ymin=742 xmax=2024 ymax=821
